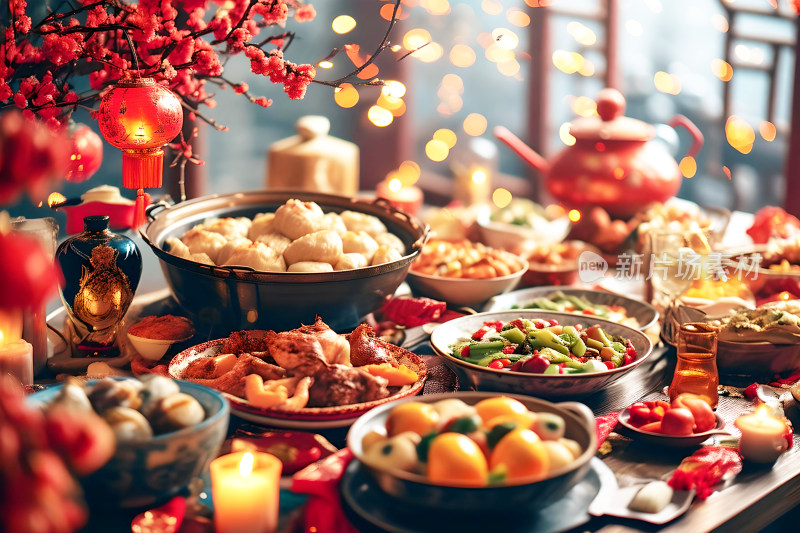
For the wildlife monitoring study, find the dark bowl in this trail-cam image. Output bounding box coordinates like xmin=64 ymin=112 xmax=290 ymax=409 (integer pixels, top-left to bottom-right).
xmin=347 ymin=391 xmax=596 ymax=512
xmin=141 ymin=191 xmax=428 ymax=332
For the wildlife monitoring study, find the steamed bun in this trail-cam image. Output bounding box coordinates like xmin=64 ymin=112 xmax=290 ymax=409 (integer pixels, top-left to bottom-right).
xmin=340 ymin=210 xmax=387 ymax=237
xmin=283 ymin=230 xmax=343 ymax=266
xmin=371 ymin=245 xmax=402 ymax=266
xmin=341 ymin=231 xmax=379 ymax=261
xmin=274 ymin=199 xmax=326 ymax=240
xmin=225 ymin=242 xmax=286 ymax=272
xmin=335 ymin=253 xmax=369 ymax=271
xmin=288 ymin=261 xmax=334 ymax=273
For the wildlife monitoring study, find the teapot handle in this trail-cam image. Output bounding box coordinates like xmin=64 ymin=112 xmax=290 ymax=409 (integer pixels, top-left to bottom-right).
xmin=668 ymin=114 xmax=704 ymax=159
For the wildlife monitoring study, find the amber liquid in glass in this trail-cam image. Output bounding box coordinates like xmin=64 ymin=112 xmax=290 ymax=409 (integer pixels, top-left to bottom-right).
xmin=669 ymin=323 xmax=719 ymax=408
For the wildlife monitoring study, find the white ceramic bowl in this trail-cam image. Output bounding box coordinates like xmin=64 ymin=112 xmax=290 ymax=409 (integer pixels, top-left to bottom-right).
xmin=127 ymin=333 xmax=191 ymax=361
xmin=406 ymin=254 xmax=528 ymax=307
xmin=430 ymin=310 xmax=653 ymax=398
xmin=476 ymin=209 xmax=571 ymax=252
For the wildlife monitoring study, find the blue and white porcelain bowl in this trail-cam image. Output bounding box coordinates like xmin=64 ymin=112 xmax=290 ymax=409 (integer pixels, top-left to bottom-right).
xmin=29 ymin=379 xmax=229 ymax=508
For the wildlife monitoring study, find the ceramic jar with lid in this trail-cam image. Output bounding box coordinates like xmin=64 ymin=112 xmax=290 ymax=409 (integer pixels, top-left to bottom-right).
xmin=266 ymin=115 xmax=359 ymax=195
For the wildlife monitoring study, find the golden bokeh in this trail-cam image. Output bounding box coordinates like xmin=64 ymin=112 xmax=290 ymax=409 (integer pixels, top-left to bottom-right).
xmin=472 ymin=169 xmax=487 ymax=184
xmin=760 ymin=121 xmax=777 ymax=142
xmin=450 ymin=44 xmax=477 ymax=68
xmin=497 ymin=59 xmax=521 ymax=77
xmin=476 ymin=32 xmax=495 ymax=49
xmin=712 ymin=14 xmax=729 ymax=33
xmin=654 ymin=71 xmax=681 ymax=95
xmin=552 ymin=50 xmax=584 ymax=74
xmin=378 ymin=93 xmax=404 ymax=111
xmin=463 ymin=113 xmax=488 ymax=136
xmin=317 ymin=60 xmax=333 ymax=69
xmin=413 ymin=42 xmax=444 ymax=62
xmin=577 ymin=60 xmax=595 ymax=77
xmin=424 ymin=0 xmax=451 ymax=16
xmin=403 ymin=28 xmax=432 ymax=50
xmin=679 ymin=156 xmax=697 ymax=178
xmin=486 ymin=44 xmax=515 ymax=63
xmin=712 ymin=59 xmax=733 ymax=82
xmin=492 ymin=28 xmax=519 ymax=50
xmin=382 ymin=80 xmax=407 ymax=98
xmin=559 ymin=123 xmax=576 ymax=146
xmin=568 ymin=209 xmax=582 ymax=222
xmin=567 ymin=21 xmax=596 ymax=46
xmin=398 ymin=160 xmax=421 ymax=185
xmin=334 ymin=84 xmax=359 ymax=108
xmin=572 ymin=96 xmax=597 ymax=117
xmin=725 ymin=115 xmax=755 ymax=154
xmin=433 ymin=128 xmax=458 ymax=148
xmin=492 ymin=188 xmax=513 ymax=208
xmin=441 ymin=73 xmax=464 ymax=93
xmin=332 ymin=15 xmax=356 ymax=34
xmin=425 ymin=139 xmax=450 ymax=162
xmin=368 ymin=105 xmax=394 ymax=127
xmin=507 ymin=8 xmax=530 ymax=27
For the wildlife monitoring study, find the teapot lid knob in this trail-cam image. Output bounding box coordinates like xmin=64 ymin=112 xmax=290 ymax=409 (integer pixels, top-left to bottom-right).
xmin=596 ymin=88 xmax=626 ymax=122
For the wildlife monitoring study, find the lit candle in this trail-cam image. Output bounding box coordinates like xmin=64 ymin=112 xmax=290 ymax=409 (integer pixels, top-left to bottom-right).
xmin=735 ymin=405 xmax=791 ymax=463
xmin=210 ymin=451 xmax=282 ymax=533
xmin=376 ymin=178 xmax=423 ymax=216
xmin=454 ymin=166 xmax=491 ymax=206
xmin=0 ymin=309 xmax=33 ymax=386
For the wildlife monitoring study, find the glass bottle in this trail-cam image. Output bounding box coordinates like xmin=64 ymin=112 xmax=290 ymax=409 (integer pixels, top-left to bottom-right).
xmin=669 ymin=322 xmax=719 ymax=408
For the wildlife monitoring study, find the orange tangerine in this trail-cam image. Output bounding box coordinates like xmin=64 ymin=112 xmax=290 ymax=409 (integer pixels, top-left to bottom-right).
xmin=474 ymin=396 xmax=529 ymax=424
xmin=483 ymin=412 xmax=537 ymax=431
xmin=386 ymin=402 xmax=440 ymax=437
xmin=490 ymin=428 xmax=550 ymax=482
xmin=427 ymin=433 xmax=489 ymax=487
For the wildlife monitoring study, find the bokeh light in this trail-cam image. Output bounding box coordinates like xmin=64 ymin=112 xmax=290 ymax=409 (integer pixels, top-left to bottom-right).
xmin=368 ymin=106 xmax=394 ymax=127
xmin=482 ymin=0 xmax=503 ymax=16
xmin=654 ymin=71 xmax=681 ymax=95
xmin=433 ymin=129 xmax=457 ymax=149
xmin=725 ymin=115 xmax=755 ymax=154
xmin=492 ymin=188 xmax=513 ymax=208
xmin=572 ymin=96 xmax=597 ymax=117
xmin=567 ymin=22 xmax=596 ymax=46
xmin=403 ymin=28 xmax=432 ymax=50
xmin=425 ymin=139 xmax=450 ymax=162
xmin=332 ymin=15 xmax=356 ymax=34
xmin=463 ymin=113 xmax=488 ymax=136
xmin=568 ymin=209 xmax=581 ymax=222
xmin=507 ymin=8 xmax=530 ymax=27
xmin=424 ymin=0 xmax=451 ymax=16
xmin=450 ymin=44 xmax=477 ymax=67
xmin=382 ymin=80 xmax=406 ymax=98
xmin=712 ymin=59 xmax=733 ymax=82
xmin=492 ymin=28 xmax=519 ymax=50
xmin=559 ymin=123 xmax=576 ymax=146
xmin=760 ymin=121 xmax=777 ymax=142
xmin=398 ymin=160 xmax=421 ymax=185
xmin=317 ymin=60 xmax=333 ymax=69
xmin=679 ymin=156 xmax=697 ymax=178
xmin=334 ymin=84 xmax=359 ymax=108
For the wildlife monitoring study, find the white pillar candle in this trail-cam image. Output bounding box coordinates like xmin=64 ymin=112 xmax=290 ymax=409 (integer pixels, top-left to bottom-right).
xmin=210 ymin=451 xmax=282 ymax=533
xmin=735 ymin=405 xmax=791 ymax=463
xmin=0 ymin=338 xmax=33 ymax=386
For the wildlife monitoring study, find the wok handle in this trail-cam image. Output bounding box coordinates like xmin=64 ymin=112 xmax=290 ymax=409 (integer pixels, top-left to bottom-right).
xmin=369 ymin=196 xmax=430 ymax=253
xmin=145 ymin=198 xmax=174 ymax=222
xmin=668 ymin=114 xmax=704 ymax=160
xmin=555 ymin=401 xmax=598 ymax=450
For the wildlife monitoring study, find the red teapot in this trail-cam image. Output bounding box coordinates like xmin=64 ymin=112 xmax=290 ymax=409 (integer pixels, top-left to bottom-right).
xmin=494 ymin=88 xmax=704 ymax=219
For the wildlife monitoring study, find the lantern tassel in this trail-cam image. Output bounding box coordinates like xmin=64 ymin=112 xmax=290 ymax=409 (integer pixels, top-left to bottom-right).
xmin=133 ymin=189 xmax=146 ymax=229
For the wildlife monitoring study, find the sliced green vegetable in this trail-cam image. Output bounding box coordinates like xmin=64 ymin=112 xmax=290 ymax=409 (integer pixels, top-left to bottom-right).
xmin=529 ymin=329 xmax=570 ymax=355
xmin=499 ymin=327 xmax=526 ymax=345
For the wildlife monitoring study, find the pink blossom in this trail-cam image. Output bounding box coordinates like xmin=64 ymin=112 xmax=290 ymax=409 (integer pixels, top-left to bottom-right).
xmin=294 ymin=5 xmax=316 ymax=23
xmin=14 ymin=93 xmax=28 ymax=109
xmin=252 ymin=96 xmax=272 ymax=107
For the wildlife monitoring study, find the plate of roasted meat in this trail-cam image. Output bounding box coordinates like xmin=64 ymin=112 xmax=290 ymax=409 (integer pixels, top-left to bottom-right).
xmin=168 ymin=318 xmax=428 ymax=428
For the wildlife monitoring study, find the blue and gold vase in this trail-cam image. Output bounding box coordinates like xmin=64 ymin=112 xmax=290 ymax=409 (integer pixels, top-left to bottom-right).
xmin=56 ymin=215 xmax=142 ymax=356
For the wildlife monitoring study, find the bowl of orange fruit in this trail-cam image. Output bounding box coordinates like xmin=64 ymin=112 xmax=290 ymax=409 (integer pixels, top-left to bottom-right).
xmin=346 ymin=391 xmax=596 ymax=511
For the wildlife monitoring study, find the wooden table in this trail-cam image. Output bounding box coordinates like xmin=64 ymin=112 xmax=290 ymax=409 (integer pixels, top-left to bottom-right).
xmin=404 ymin=327 xmax=800 ymax=533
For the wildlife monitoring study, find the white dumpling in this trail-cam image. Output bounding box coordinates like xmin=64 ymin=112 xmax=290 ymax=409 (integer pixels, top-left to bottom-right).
xmin=340 ymin=210 xmax=387 ymax=237
xmin=201 ymin=217 xmax=251 ymax=239
xmin=288 ymin=261 xmax=334 ymax=273
xmin=322 ymin=212 xmax=348 ymax=236
xmin=255 ymin=232 xmax=291 ymax=255
xmin=166 ymin=237 xmax=191 ymax=259
xmin=189 ymin=252 xmax=215 ymax=265
xmin=334 ymin=253 xmax=369 ymax=271
xmin=283 ymin=230 xmax=343 ymax=266
xmin=375 ymin=232 xmax=406 ymax=255
xmin=217 ymin=237 xmax=252 ymax=265
xmin=371 ymin=245 xmax=402 ymax=266
xmin=273 ymin=199 xmax=326 ymax=240
xmin=225 ymin=242 xmax=286 ymax=272
xmin=181 ymin=228 xmax=227 ymax=264
xmin=341 ymin=231 xmax=379 ymax=261
xmin=248 ymin=212 xmax=277 ymax=240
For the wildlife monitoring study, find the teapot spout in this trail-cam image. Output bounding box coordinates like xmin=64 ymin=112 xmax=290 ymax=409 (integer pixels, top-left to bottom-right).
xmin=493 ymin=126 xmax=549 ymax=174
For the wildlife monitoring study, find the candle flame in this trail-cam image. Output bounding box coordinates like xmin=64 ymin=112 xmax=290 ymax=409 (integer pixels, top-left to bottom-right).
xmin=779 ymin=291 xmax=792 ymax=301
xmin=0 ymin=309 xmax=23 ymax=347
xmin=388 ymin=178 xmax=402 ymax=192
xmin=239 ymin=452 xmax=254 ymax=477
xmin=471 ymin=169 xmax=487 ymax=185
xmin=47 ymin=192 xmax=67 ymax=208
xmin=755 ymin=404 xmax=770 ymax=420
xmin=134 ymin=124 xmax=146 ymax=138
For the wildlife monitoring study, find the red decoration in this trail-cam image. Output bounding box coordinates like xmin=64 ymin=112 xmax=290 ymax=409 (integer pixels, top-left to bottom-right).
xmin=0 ymin=231 xmax=62 ymax=310
xmin=97 ymin=75 xmax=183 ymax=227
xmin=64 ymin=124 xmax=103 ymax=183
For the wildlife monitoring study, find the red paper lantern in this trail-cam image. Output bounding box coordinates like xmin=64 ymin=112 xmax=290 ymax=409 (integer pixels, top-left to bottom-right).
xmin=97 ymin=74 xmax=183 ymax=227
xmin=65 ymin=123 xmax=103 ymax=183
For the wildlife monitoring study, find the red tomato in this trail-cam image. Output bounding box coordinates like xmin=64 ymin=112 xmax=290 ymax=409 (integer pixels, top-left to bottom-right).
xmin=65 ymin=124 xmax=103 ymax=183
xmin=673 ymin=393 xmax=716 ymax=433
xmin=660 ymin=407 xmax=695 ymax=435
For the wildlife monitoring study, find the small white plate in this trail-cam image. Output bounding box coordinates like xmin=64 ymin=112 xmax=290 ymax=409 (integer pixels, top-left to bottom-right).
xmin=589 ymin=479 xmax=695 ymax=524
